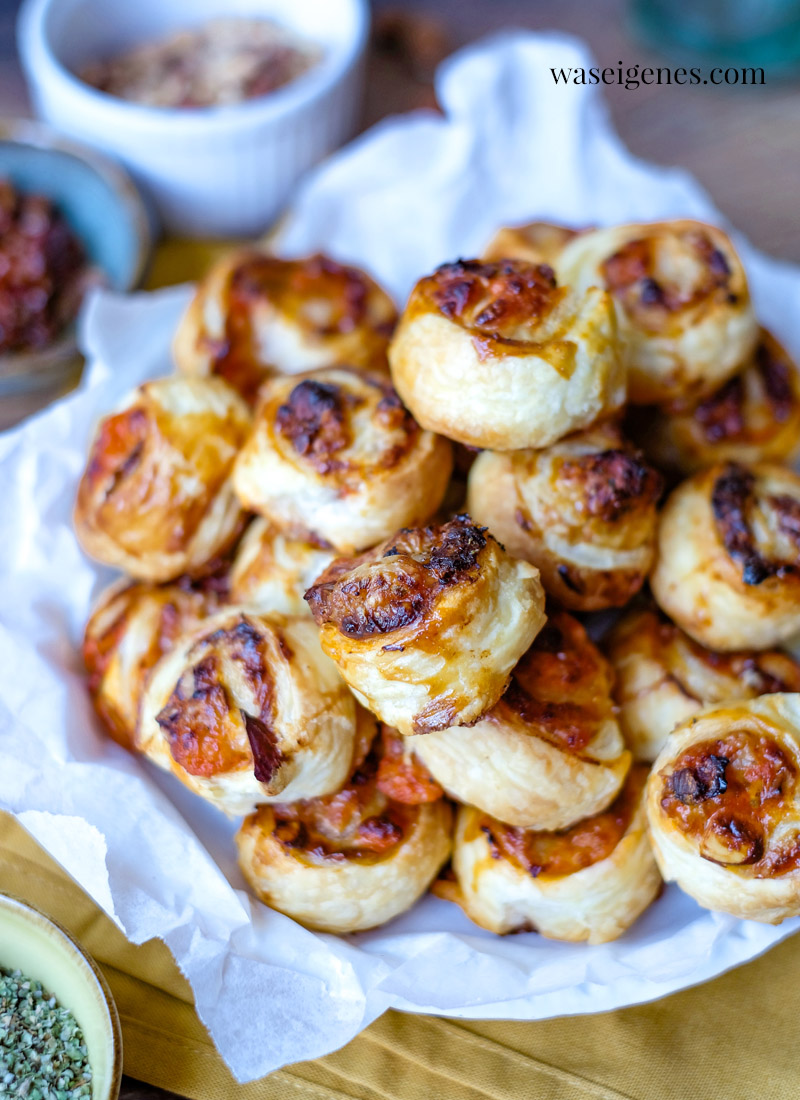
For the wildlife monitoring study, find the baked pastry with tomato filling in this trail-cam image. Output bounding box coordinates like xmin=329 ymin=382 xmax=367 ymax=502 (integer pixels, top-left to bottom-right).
xmin=74 ymin=376 xmax=250 ymax=583
xmin=650 ymin=462 xmax=800 ymax=651
xmin=639 ymin=329 xmax=800 ymax=474
xmin=305 ymin=515 xmax=546 ymax=736
xmin=236 ymin=722 xmax=452 ymax=933
xmin=387 ymin=258 xmax=624 ymax=451
xmin=482 ymin=221 xmax=579 ymax=266
xmin=646 ymin=694 xmax=800 ymax=923
xmin=137 ymin=608 xmax=357 ymax=815
xmin=233 ymin=367 xmax=453 ymax=553
xmin=411 ymin=611 xmax=630 ymax=829
xmin=83 ymin=575 xmax=224 ymax=750
xmin=173 ymin=250 xmax=397 ymax=403
xmin=450 ymin=764 xmax=659 ymax=942
xmin=229 ymin=517 xmax=334 ymax=616
xmin=556 ymin=220 xmax=757 ymax=406
xmin=608 ymin=604 xmax=800 ymax=762
xmin=467 ymin=422 xmax=662 ymax=611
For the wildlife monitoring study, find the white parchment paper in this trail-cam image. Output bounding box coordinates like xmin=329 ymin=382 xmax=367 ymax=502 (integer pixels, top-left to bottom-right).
xmin=2 ymin=31 xmax=800 ymax=1082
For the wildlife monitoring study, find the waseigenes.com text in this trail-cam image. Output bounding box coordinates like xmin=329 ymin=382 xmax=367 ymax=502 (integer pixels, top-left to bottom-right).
xmin=551 ymin=63 xmax=765 ymax=89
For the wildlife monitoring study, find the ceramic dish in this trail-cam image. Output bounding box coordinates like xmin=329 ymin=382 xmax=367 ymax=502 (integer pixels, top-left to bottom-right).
xmin=0 ymin=892 xmax=122 ymax=1100
xmin=18 ymin=0 xmax=370 ymax=236
xmin=0 ymin=119 xmax=151 ymax=423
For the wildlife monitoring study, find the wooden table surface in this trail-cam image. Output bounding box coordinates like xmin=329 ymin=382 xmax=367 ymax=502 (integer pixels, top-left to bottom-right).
xmin=2 ymin=0 xmax=800 ymax=1094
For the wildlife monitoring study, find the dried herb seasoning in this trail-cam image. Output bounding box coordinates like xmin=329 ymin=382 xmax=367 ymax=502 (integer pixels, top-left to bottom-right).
xmin=0 ymin=967 xmax=92 ymax=1099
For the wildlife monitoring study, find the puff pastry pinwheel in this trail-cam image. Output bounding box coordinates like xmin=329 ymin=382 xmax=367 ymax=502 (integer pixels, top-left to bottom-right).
xmin=482 ymin=221 xmax=579 ymax=266
xmin=467 ymin=422 xmax=662 ymax=611
xmin=651 ymin=462 xmax=800 ymax=651
xmin=236 ymin=723 xmax=452 ymax=933
xmin=74 ymin=376 xmax=250 ymax=583
xmin=387 ymin=258 xmax=624 ymax=451
xmin=608 ymin=604 xmax=800 ymax=763
xmin=641 ymin=329 xmax=800 ymax=474
xmin=411 ymin=610 xmax=631 ymax=829
xmin=451 ymin=764 xmax=659 ymax=942
xmin=137 ymin=608 xmax=357 ymax=815
xmin=229 ymin=517 xmax=334 ymax=616
xmin=646 ymin=694 xmax=800 ymax=923
xmin=173 ymin=250 xmax=397 ymax=403
xmin=232 ymin=367 xmax=453 ymax=553
xmin=305 ymin=515 xmax=546 ymax=736
xmin=556 ymin=220 xmax=758 ymax=406
xmin=83 ymin=576 xmax=221 ymax=750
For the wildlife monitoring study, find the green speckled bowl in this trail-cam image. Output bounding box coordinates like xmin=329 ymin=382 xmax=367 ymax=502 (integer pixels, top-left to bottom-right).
xmin=0 ymin=893 xmax=122 ymax=1100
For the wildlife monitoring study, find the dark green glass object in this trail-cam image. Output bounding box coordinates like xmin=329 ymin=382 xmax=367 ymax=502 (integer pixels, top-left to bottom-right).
xmin=632 ymin=0 xmax=800 ymax=73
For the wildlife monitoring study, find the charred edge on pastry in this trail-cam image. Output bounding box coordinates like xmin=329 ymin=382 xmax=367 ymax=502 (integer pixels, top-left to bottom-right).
xmin=712 ymin=464 xmax=800 ymax=584
xmin=426 ymin=515 xmax=487 ymax=584
xmin=374 ymin=385 xmax=417 ymax=435
xmin=305 ymin=516 xmax=487 ymax=638
xmin=758 ymin=342 xmax=794 ymax=421
xmin=306 ymin=569 xmax=427 ymax=638
xmin=560 ymin=448 xmax=663 ymax=521
xmin=695 ymin=374 xmax=746 ymax=443
xmin=275 ymin=379 xmax=351 ymax=467
xmin=430 ymin=259 xmax=557 ymax=328
xmin=667 ymin=754 xmax=729 ymax=805
xmin=711 ymin=463 xmax=772 ymax=584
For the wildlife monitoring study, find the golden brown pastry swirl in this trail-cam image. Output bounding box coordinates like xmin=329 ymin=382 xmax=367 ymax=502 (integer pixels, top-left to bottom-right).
xmin=229 ymin=517 xmax=334 ymax=616
xmin=640 ymin=329 xmax=800 ymax=473
xmin=173 ymin=249 xmax=397 ymax=403
xmin=647 ymin=695 xmax=800 ymax=922
xmin=651 ymin=462 xmax=800 ymax=650
xmin=556 ymin=219 xmax=758 ymax=406
xmin=74 ymin=376 xmax=250 ymax=582
xmin=232 ymin=366 xmax=453 ymax=553
xmin=412 ymin=610 xmax=630 ymax=829
xmin=481 ymin=221 xmax=580 ymax=266
xmin=608 ymin=604 xmax=800 ymax=762
xmin=467 ymin=421 xmax=662 ymax=610
xmin=236 ymin=721 xmax=452 ymax=933
xmin=388 ymin=258 xmax=623 ymax=450
xmin=137 ymin=608 xmax=357 ymax=815
xmin=305 ymin=514 xmax=546 ymax=736
xmin=83 ymin=575 xmax=224 ymax=750
xmin=450 ymin=764 xmax=659 ymax=942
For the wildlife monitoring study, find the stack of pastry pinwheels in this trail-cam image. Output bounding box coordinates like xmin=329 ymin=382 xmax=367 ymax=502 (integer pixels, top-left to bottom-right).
xmin=75 ymin=225 xmax=800 ymax=942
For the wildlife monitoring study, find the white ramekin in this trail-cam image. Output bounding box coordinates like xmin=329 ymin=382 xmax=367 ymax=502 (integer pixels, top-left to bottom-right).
xmin=17 ymin=0 xmax=368 ymax=237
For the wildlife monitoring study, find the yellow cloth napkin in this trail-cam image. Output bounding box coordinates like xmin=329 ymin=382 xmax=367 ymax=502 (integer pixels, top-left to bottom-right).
xmin=2 ymin=810 xmax=800 ymax=1100
xmin=4 ymin=242 xmax=798 ymax=1099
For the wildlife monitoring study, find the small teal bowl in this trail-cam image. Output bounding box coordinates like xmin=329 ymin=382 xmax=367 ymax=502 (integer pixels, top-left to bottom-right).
xmin=0 ymin=118 xmax=152 ymax=410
